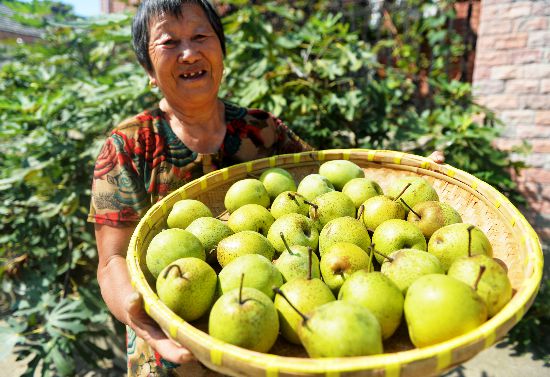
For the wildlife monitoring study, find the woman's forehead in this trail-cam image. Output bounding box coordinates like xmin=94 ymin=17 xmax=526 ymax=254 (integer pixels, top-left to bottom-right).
xmin=148 ymin=3 xmax=210 ymax=34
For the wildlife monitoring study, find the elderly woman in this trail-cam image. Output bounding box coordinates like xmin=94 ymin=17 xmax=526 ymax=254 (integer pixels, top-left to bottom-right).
xmin=88 ymin=0 xmax=310 ymax=375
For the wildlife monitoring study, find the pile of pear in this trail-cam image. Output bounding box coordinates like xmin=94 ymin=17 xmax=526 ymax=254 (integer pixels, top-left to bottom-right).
xmin=145 ymin=160 xmax=513 ymax=358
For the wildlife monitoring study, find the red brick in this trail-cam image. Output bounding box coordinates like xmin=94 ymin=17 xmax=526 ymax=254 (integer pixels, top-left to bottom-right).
xmin=492 ymin=138 xmax=520 ymax=151
xmin=522 ymin=65 xmax=550 ymax=79
xmin=505 ymin=79 xmax=540 ymax=94
xmin=491 ymin=65 xmax=521 ymax=79
xmin=530 ymin=199 xmax=550 ymax=214
xmin=472 ymin=80 xmax=505 ymax=95
xmin=520 ymin=95 xmax=550 ymax=110
xmin=475 ymin=51 xmax=512 ymax=66
xmin=532 ymin=2 xmax=550 ymax=16
xmin=477 ymin=95 xmax=519 ymax=110
xmin=511 ymin=49 xmax=542 ymax=65
xmin=504 ymin=2 xmax=533 ymax=18
xmin=514 ymin=17 xmax=548 ymax=32
xmin=528 ymin=31 xmax=550 ymax=48
xmin=473 ymin=65 xmax=491 ymax=80
xmin=500 ymin=110 xmax=536 ymax=124
xmin=541 ymin=80 xmax=550 ymax=94
xmin=531 ymin=140 xmax=550 ymax=153
xmin=494 ymin=34 xmax=528 ymax=49
xmin=518 ymin=168 xmax=550 ymax=184
xmin=480 ymin=19 xmax=513 ymax=35
xmin=476 ymin=35 xmax=498 ymax=50
xmin=516 ymin=125 xmax=550 ymax=138
xmin=535 ymin=111 xmax=550 ymax=125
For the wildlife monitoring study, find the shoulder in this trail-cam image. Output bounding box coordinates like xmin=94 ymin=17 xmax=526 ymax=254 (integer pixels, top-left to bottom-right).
xmin=111 ymin=108 xmax=163 ymax=136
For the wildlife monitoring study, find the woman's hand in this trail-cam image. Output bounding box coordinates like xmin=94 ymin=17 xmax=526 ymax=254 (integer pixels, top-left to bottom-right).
xmin=428 ymin=150 xmax=445 ymax=164
xmin=126 ymin=291 xmax=195 ymax=364
xmin=95 ymin=223 xmax=195 ymax=365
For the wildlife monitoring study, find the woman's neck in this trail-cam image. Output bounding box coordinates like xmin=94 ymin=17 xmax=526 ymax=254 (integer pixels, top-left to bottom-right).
xmin=160 ymin=98 xmax=226 ymax=154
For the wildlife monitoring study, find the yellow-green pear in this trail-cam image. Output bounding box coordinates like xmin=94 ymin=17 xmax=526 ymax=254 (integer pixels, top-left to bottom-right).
xmin=386 ymin=176 xmax=439 ymax=213
xmin=186 ymin=217 xmax=233 ymax=265
xmin=224 ymin=178 xmax=270 ymax=213
xmin=318 ymin=160 xmax=365 ymax=190
xmin=259 ymin=167 xmax=297 ymax=200
xmin=448 ymin=254 xmax=512 ymax=317
xmin=227 ymin=203 xmax=274 ymax=236
xmin=216 ymin=231 xmax=275 ymax=268
xmin=145 ymin=228 xmax=205 ymax=279
xmin=428 ymin=223 xmax=493 ymax=272
xmin=405 ymin=274 xmax=487 ymax=347
xmin=342 ymin=178 xmax=383 ymax=209
xmin=318 ymin=216 xmax=371 ymax=257
xmin=167 ymin=199 xmax=212 ymax=229
xmin=156 ymin=257 xmax=217 ymax=321
xmin=371 ymin=219 xmax=427 ymax=264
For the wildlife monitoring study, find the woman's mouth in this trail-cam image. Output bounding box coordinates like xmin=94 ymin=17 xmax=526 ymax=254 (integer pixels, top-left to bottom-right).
xmin=179 ymin=70 xmax=207 ymax=80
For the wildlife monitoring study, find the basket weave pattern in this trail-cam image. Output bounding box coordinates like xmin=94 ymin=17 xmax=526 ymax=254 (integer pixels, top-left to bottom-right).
xmin=127 ymin=149 xmax=543 ymax=377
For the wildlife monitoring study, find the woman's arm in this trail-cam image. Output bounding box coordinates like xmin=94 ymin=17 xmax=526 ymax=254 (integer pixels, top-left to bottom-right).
xmin=95 ymin=223 xmax=195 ymax=364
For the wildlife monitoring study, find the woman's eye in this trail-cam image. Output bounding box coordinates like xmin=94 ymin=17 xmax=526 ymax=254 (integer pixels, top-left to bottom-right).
xmin=194 ymin=34 xmax=207 ymax=41
xmin=162 ymin=39 xmax=177 ymax=46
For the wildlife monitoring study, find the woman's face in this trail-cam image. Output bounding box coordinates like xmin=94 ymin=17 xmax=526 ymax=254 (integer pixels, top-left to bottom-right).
xmin=147 ymin=3 xmax=224 ymax=108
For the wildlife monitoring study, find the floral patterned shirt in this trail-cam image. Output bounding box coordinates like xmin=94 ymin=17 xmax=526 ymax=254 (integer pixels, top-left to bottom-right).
xmin=88 ymin=100 xmax=311 ymax=226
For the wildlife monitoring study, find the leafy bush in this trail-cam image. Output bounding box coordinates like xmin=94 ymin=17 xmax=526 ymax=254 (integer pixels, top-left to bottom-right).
xmin=0 ymin=1 xmax=541 ymax=376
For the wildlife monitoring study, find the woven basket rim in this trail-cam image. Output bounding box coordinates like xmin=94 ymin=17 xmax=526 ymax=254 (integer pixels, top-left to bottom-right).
xmin=127 ymin=149 xmax=544 ymax=375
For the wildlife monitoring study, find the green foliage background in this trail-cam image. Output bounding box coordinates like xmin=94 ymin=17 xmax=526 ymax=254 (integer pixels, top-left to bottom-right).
xmin=0 ymin=0 xmax=546 ymax=375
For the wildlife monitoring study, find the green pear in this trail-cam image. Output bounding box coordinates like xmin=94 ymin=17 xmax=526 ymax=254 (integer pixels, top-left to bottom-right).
xmin=405 ymin=200 xmax=462 ymax=238
xmin=209 ymin=283 xmax=279 ymax=352
xmin=156 ymin=257 xmax=217 ymax=321
xmin=224 ymin=178 xmax=270 ymax=213
xmin=296 ymin=174 xmax=334 ymax=201
xmin=361 ymin=195 xmax=406 ymax=232
xmin=273 ymin=235 xmax=320 ymax=282
xmin=342 ymin=178 xmax=383 ymax=209
xmin=295 ymin=300 xmax=383 ymax=357
xmin=267 ymin=213 xmax=319 ymax=254
xmin=308 ymin=191 xmax=356 ymax=230
xmin=186 ymin=217 xmax=233 ymax=265
xmin=146 ymin=228 xmax=205 ymax=279
xmin=371 ymin=219 xmax=427 ymax=264
xmin=273 ymin=278 xmax=335 ymax=344
xmin=428 ymin=223 xmax=493 ymax=272
xmin=318 ymin=160 xmax=365 ymax=191
xmin=320 ymin=242 xmax=373 ymax=293
xmin=167 ymin=199 xmax=212 ymax=229
xmin=227 ymin=203 xmax=274 ymax=236
xmin=218 ymin=254 xmax=283 ymax=299
xmin=338 ymin=270 xmax=404 ymax=339
xmin=405 ymin=274 xmax=488 ymax=347
xmin=448 ymin=254 xmax=512 ymax=317
xmin=380 ymin=248 xmax=444 ymax=294
xmin=318 ymin=216 xmax=371 ymax=257
xmin=216 ymin=231 xmax=275 ymax=268
xmin=270 ymin=191 xmax=310 ymax=219
xmin=386 ymin=176 xmax=439 ymax=213
xmin=259 ymin=167 xmax=297 ymax=200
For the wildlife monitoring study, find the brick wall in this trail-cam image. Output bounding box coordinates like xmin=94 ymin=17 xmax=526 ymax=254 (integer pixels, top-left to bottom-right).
xmin=473 ymin=0 xmax=550 ymax=252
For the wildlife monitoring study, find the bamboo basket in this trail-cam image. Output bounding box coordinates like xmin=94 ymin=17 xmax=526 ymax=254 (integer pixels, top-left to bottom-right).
xmin=127 ymin=149 xmax=543 ymax=377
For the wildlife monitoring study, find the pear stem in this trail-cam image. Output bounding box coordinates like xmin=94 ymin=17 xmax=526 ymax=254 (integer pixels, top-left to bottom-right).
xmin=400 ymin=198 xmax=421 ymax=218
xmin=467 ymin=225 xmax=475 ymax=257
xmin=162 ymin=264 xmax=187 ymax=280
xmin=304 ymin=200 xmax=318 ymax=218
xmin=307 ymin=247 xmax=313 ymax=280
xmin=357 ymin=204 xmax=365 ymax=221
xmin=367 ymin=244 xmax=375 ymax=273
xmin=238 ymin=273 xmax=245 ymax=305
xmin=373 ymin=246 xmax=394 ymax=263
xmin=393 ymin=183 xmax=412 ymax=201
xmin=474 ymin=265 xmax=486 ymax=290
xmin=280 ymin=232 xmax=296 ymax=256
xmin=273 ymin=287 xmax=309 ymax=323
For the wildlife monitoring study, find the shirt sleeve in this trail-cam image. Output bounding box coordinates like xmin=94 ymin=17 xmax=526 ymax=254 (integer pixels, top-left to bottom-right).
xmin=88 ymin=130 xmax=150 ymax=227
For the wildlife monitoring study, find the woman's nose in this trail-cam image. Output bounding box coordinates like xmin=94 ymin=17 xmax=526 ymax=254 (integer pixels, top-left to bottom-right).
xmin=177 ymin=42 xmax=199 ymax=64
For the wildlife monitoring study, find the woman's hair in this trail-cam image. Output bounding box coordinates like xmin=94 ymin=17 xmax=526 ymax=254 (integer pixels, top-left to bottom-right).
xmin=132 ymin=0 xmax=226 ymax=73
